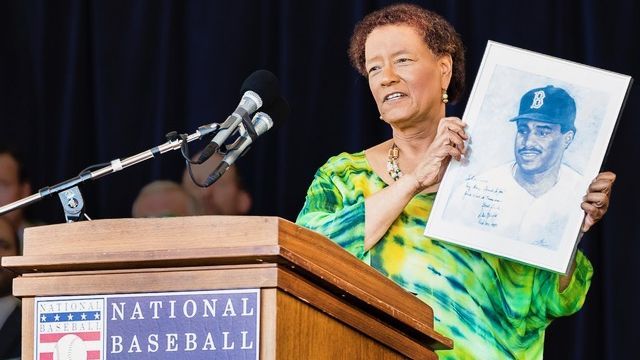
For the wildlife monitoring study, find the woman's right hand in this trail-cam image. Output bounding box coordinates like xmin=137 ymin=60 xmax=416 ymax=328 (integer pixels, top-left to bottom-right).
xmin=411 ymin=117 xmax=468 ymax=192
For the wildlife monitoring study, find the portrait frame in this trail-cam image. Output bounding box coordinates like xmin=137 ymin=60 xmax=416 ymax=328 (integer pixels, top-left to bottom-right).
xmin=424 ymin=41 xmax=632 ymax=273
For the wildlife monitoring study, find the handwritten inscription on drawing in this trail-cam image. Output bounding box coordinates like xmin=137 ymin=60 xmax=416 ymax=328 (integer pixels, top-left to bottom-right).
xmin=462 ymin=176 xmax=505 ymax=228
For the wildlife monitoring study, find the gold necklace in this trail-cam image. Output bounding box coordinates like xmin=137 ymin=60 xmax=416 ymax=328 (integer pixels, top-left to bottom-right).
xmin=387 ymin=143 xmax=403 ymax=181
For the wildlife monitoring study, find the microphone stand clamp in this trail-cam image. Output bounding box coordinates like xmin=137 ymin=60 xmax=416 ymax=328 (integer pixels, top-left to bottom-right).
xmin=58 ymin=186 xmax=86 ymax=223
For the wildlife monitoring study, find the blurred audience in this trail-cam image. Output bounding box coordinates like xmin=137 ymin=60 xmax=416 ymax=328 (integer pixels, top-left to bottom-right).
xmin=181 ymin=153 xmax=252 ymax=215
xmin=131 ymin=180 xmax=199 ymax=218
xmin=0 ymin=218 xmax=20 ymax=359
xmin=0 ymin=145 xmax=34 ymax=248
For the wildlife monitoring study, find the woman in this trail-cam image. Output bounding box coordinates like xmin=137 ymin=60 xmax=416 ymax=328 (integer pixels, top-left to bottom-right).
xmin=296 ymin=3 xmax=615 ymax=359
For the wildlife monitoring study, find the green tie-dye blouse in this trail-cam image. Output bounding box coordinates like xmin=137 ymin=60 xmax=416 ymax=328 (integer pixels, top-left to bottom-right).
xmin=296 ymin=151 xmax=593 ymax=359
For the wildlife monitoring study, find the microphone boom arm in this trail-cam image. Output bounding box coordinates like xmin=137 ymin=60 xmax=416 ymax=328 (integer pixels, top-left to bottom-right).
xmin=0 ymin=123 xmax=220 ymax=222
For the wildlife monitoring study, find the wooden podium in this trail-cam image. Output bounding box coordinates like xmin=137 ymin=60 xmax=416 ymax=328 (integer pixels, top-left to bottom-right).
xmin=3 ymin=216 xmax=452 ymax=359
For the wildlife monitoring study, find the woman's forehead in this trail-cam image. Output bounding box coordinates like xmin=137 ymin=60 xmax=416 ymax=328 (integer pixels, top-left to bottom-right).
xmin=364 ymin=24 xmax=428 ymax=59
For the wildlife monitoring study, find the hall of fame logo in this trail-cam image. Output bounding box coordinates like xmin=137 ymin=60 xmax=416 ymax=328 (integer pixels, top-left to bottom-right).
xmin=35 ymin=297 xmax=104 ymax=360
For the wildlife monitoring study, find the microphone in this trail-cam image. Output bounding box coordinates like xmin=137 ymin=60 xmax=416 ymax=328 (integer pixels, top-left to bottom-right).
xmin=201 ymin=96 xmax=290 ymax=187
xmin=196 ymin=69 xmax=280 ymax=164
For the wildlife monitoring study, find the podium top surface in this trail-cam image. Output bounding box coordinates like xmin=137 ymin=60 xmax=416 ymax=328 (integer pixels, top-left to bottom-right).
xmin=2 ymin=215 xmax=452 ymax=350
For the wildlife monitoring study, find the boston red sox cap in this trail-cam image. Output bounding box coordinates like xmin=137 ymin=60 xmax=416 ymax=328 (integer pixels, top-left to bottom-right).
xmin=510 ymin=85 xmax=576 ymax=133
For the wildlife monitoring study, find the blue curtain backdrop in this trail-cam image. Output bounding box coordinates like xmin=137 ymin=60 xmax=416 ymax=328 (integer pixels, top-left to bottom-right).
xmin=1 ymin=1 xmax=638 ymax=357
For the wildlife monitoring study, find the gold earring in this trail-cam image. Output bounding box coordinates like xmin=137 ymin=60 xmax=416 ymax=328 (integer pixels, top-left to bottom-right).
xmin=441 ymin=89 xmax=449 ymax=104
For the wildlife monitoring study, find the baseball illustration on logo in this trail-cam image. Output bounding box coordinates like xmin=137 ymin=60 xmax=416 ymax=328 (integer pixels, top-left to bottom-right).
xmin=53 ymin=334 xmax=86 ymax=360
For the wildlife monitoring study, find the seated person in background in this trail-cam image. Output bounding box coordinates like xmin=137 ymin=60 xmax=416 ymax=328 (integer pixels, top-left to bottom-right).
xmin=0 ymin=218 xmax=20 ymax=359
xmin=181 ymin=153 xmax=252 ymax=215
xmin=0 ymin=144 xmax=33 ymax=248
xmin=131 ymin=180 xmax=199 ymax=218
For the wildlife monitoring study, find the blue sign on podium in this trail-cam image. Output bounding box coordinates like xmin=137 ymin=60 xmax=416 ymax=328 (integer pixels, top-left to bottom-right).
xmin=35 ymin=289 xmax=260 ymax=360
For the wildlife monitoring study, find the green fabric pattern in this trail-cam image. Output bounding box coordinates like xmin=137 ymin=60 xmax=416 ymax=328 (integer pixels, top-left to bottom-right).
xmin=296 ymin=151 xmax=593 ymax=359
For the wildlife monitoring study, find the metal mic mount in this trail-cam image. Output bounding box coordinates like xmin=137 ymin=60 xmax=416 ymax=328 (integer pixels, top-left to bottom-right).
xmin=0 ymin=122 xmax=221 ymax=223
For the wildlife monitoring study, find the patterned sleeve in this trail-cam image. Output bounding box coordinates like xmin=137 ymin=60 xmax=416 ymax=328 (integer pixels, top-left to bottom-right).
xmin=523 ymin=249 xmax=593 ymax=326
xmin=295 ymin=166 xmax=368 ymax=260
xmin=543 ymin=250 xmax=593 ymax=318
xmin=496 ymin=250 xmax=593 ymax=335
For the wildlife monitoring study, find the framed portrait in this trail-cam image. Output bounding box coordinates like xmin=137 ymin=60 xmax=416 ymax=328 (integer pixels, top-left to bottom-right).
xmin=424 ymin=41 xmax=632 ymax=273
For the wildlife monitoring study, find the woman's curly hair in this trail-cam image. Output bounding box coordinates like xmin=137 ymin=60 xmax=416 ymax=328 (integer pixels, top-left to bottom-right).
xmin=348 ymin=3 xmax=465 ymax=103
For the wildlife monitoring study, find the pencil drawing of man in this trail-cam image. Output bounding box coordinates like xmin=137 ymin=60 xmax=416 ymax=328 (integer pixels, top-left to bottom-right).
xmin=446 ymin=85 xmax=582 ymax=249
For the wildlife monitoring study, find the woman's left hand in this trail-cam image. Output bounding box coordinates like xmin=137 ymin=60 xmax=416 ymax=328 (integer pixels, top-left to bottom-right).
xmin=581 ymin=171 xmax=616 ymax=232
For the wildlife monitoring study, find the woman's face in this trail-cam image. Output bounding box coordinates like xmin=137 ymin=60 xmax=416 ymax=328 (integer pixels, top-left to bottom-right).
xmin=365 ymin=24 xmax=451 ymax=127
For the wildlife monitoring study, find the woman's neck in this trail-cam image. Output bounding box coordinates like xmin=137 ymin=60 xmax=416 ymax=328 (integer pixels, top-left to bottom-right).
xmin=390 ymin=104 xmax=444 ymax=151
xmin=391 ymin=117 xmax=439 ymax=158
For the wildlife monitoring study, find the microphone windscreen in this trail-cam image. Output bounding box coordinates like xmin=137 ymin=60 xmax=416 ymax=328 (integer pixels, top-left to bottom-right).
xmin=260 ymin=96 xmax=290 ymax=127
xmin=241 ymin=69 xmax=280 ymax=108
